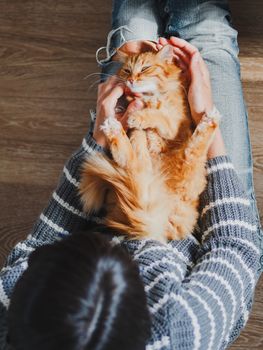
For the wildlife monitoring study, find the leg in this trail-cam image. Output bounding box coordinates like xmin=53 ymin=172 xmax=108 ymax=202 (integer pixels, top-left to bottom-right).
xmin=111 ymin=0 xmax=163 ymax=49
xmin=161 ymin=0 xmax=261 ymax=229
xmin=98 ymin=0 xmax=164 ymax=81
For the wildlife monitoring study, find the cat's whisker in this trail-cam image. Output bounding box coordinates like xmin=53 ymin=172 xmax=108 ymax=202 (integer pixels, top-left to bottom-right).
xmin=178 ymin=83 xmax=188 ymax=98
xmin=109 ymin=74 xmax=126 ymax=83
xmin=83 ymin=72 xmax=126 ymax=92
xmin=83 ymin=72 xmax=104 ymax=80
xmin=84 ymin=72 xmax=117 ymax=80
xmin=83 ymin=72 xmax=126 ymax=83
xmin=88 ymin=79 xmax=104 ymax=92
xmin=97 ymin=73 xmax=125 ymax=81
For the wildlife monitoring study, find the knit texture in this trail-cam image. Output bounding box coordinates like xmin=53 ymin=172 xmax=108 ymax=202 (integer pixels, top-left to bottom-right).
xmin=0 ymin=123 xmax=261 ymax=350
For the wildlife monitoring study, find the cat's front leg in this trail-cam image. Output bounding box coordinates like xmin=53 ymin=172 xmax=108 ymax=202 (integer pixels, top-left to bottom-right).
xmin=164 ymin=110 xmax=221 ymax=241
xmin=169 ymin=107 xmax=222 ymax=199
xmin=129 ymin=129 xmax=153 ymax=171
xmin=185 ymin=107 xmax=222 ymax=161
xmin=128 ymin=109 xmax=179 ymax=140
xmin=100 ymin=116 xmax=135 ymax=169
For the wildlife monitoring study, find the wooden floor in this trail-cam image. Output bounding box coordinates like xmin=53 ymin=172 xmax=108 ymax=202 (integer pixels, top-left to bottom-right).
xmin=0 ymin=1 xmax=262 ymax=348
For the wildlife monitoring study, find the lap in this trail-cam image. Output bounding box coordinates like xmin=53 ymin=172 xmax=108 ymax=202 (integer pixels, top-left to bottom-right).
xmin=102 ymin=0 xmax=256 ymax=197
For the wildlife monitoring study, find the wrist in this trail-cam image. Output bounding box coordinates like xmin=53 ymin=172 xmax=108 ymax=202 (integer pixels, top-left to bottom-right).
xmin=92 ymin=129 xmax=108 ymax=148
xmin=207 ymin=128 xmax=226 ymax=159
xmin=191 ymin=105 xmax=214 ymax=125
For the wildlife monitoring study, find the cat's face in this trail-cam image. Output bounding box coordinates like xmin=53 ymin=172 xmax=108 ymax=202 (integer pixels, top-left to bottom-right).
xmin=117 ymin=45 xmax=181 ymax=97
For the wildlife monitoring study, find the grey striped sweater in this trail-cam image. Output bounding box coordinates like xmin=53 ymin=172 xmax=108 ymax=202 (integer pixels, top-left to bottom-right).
xmin=0 ymin=121 xmax=261 ymax=350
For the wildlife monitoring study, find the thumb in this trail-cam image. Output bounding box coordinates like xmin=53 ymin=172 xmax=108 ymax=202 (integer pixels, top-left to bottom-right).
xmin=189 ymin=53 xmax=203 ymax=84
xmin=126 ymin=99 xmax=144 ymax=113
xmin=120 ymin=99 xmax=144 ymax=130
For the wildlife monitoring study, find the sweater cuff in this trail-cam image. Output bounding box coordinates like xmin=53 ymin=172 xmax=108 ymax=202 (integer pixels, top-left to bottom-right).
xmin=83 ymin=131 xmax=107 ymax=154
xmin=79 ymin=109 xmax=108 ymax=155
xmin=80 ymin=126 xmax=111 ymax=158
xmin=206 ymin=155 xmax=234 ymax=175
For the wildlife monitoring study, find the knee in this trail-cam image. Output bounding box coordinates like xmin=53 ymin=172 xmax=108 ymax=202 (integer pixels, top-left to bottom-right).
xmin=166 ymin=0 xmax=240 ymax=62
xmin=190 ymin=21 xmax=240 ymax=65
xmin=200 ymin=43 xmax=241 ymax=77
xmin=187 ymin=19 xmax=240 ymax=74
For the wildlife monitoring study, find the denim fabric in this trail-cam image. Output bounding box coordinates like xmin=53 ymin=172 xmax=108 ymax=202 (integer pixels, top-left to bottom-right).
xmin=98 ymin=0 xmax=261 ymax=234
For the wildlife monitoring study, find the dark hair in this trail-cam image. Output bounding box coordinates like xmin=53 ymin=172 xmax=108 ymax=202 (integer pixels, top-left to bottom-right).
xmin=8 ymin=229 xmax=151 ymax=350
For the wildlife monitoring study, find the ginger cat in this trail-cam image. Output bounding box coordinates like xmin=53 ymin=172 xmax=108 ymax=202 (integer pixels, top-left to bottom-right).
xmin=79 ymin=45 xmax=220 ymax=242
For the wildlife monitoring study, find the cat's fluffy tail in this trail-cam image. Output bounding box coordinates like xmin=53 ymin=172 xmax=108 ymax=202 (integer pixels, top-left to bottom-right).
xmin=79 ymin=153 xmax=141 ymax=216
xmin=79 ymin=153 xmax=172 ymax=241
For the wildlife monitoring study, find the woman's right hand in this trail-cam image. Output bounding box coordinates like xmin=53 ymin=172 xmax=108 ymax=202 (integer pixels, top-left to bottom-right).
xmin=93 ymin=76 xmax=144 ymax=148
xmin=158 ymin=36 xmax=214 ymax=125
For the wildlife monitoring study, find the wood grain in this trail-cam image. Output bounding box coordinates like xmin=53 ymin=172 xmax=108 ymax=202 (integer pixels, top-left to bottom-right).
xmin=0 ymin=0 xmax=262 ymax=348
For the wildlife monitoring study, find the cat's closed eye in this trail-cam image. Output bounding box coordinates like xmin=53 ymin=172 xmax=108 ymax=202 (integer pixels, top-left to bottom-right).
xmin=123 ymin=68 xmax=131 ymax=74
xmin=141 ymin=66 xmax=151 ymax=72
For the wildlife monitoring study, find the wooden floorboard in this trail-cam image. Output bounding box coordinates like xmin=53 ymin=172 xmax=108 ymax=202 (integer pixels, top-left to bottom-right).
xmin=0 ymin=0 xmax=262 ymax=348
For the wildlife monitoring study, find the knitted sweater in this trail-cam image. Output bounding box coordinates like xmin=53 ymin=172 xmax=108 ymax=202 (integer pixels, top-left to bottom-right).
xmin=0 ymin=121 xmax=261 ymax=350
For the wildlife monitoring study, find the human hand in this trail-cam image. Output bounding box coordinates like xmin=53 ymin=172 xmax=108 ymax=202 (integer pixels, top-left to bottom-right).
xmin=93 ymin=76 xmax=144 ymax=148
xmin=157 ymin=36 xmax=214 ymax=124
xmin=158 ymin=37 xmax=226 ymax=158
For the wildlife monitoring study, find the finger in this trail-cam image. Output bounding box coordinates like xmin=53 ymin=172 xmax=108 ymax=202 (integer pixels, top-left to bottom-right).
xmin=169 ymin=36 xmax=199 ymax=58
xmin=158 ymin=38 xmax=191 ymax=68
xmin=190 ymin=52 xmax=210 ymax=83
xmin=174 ymin=55 xmax=189 ymax=73
xmin=120 ymin=99 xmax=144 ymax=130
xmin=172 ymin=47 xmax=190 ymax=66
xmin=159 ymin=37 xmax=169 ymax=46
xmin=198 ymin=55 xmax=210 ymax=79
xmin=107 ymin=83 xmax=125 ymax=101
xmin=156 ymin=43 xmax=163 ymax=51
xmin=103 ymin=84 xmax=125 ymax=110
xmin=189 ymin=53 xmax=203 ymax=85
xmin=98 ymin=77 xmax=124 ymax=102
xmin=98 ymin=75 xmax=121 ymax=95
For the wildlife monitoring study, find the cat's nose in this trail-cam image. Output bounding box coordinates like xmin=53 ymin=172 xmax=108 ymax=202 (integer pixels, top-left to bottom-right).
xmin=128 ymin=78 xmax=134 ymax=85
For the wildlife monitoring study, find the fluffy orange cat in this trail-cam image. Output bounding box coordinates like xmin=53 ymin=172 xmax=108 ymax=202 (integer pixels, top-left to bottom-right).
xmin=79 ymin=45 xmax=220 ymax=242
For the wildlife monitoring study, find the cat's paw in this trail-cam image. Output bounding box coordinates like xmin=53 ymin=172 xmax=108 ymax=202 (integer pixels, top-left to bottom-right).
xmin=127 ymin=113 xmax=146 ymax=130
xmin=100 ymin=116 xmax=122 ymax=138
xmin=147 ymin=130 xmax=165 ymax=154
xmin=202 ymin=106 xmax=222 ymax=127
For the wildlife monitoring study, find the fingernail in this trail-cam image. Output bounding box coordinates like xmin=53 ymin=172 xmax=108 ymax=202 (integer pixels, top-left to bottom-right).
xmin=134 ymin=99 xmax=143 ymax=108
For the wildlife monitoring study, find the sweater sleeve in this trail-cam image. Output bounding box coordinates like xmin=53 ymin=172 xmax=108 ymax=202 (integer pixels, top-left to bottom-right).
xmin=118 ymin=229 xmax=201 ymax=348
xmin=168 ymin=156 xmax=261 ymax=350
xmin=0 ymin=125 xmax=106 ymax=349
xmin=121 ymin=234 xmax=199 ymax=292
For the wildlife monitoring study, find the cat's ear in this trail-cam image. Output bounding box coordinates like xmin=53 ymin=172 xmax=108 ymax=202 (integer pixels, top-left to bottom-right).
xmin=115 ymin=48 xmax=129 ymax=63
xmin=115 ymin=40 xmax=158 ymax=62
xmin=156 ymin=45 xmax=174 ymax=63
xmin=139 ymin=40 xmax=159 ymax=53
